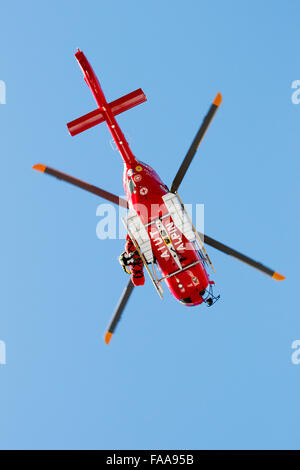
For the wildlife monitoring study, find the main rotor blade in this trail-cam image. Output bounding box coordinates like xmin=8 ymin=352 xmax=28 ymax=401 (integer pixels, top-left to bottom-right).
xmin=32 ymin=164 xmax=128 ymax=208
xmin=170 ymin=93 xmax=222 ymax=193
xmin=200 ymin=233 xmax=285 ymax=280
xmin=104 ymin=279 xmax=135 ymax=344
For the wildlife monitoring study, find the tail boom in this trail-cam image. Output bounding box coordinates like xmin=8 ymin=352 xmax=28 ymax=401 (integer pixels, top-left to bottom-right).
xmin=69 ymin=49 xmax=144 ymax=166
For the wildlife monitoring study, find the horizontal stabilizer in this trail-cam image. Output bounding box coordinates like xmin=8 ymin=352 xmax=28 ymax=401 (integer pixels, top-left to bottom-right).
xmin=67 ymin=88 xmax=147 ymax=136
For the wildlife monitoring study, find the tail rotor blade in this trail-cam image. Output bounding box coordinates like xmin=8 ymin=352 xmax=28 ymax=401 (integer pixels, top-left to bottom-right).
xmin=171 ymin=93 xmax=222 ymax=193
xmin=104 ymin=280 xmax=135 ymax=344
xmin=201 ymin=233 xmax=285 ymax=280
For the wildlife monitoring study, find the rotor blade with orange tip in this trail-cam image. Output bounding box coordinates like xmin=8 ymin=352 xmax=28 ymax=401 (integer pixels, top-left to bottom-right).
xmin=200 ymin=232 xmax=285 ymax=280
xmin=104 ymin=280 xmax=135 ymax=344
xmin=170 ymin=93 xmax=222 ymax=193
xmin=32 ymin=164 xmax=128 ymax=208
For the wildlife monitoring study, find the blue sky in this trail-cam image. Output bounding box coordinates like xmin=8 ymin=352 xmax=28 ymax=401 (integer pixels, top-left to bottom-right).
xmin=0 ymin=0 xmax=299 ymax=450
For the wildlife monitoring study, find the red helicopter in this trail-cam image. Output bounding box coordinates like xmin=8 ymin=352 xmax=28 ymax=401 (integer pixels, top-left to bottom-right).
xmin=33 ymin=50 xmax=285 ymax=344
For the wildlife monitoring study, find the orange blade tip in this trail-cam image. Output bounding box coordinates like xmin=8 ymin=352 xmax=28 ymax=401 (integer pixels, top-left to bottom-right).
xmin=272 ymin=272 xmax=286 ymax=281
xmin=213 ymin=93 xmax=222 ymax=107
xmin=32 ymin=164 xmax=46 ymax=173
xmin=105 ymin=331 xmax=113 ymax=344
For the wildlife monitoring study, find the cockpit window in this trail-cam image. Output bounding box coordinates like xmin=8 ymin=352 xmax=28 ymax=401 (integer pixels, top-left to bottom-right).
xmin=179 ymin=297 xmax=192 ymax=304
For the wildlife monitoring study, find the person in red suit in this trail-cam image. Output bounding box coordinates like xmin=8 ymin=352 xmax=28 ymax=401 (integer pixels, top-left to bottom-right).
xmin=119 ymin=235 xmax=145 ymax=286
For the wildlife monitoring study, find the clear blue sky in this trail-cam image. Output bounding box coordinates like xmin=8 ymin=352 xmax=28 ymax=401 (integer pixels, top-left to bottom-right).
xmin=0 ymin=0 xmax=299 ymax=450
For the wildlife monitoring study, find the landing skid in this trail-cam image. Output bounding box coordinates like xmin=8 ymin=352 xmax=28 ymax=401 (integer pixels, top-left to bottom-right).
xmin=121 ymin=217 xmax=164 ymax=299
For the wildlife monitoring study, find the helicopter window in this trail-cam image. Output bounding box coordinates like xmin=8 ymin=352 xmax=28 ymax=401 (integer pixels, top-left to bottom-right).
xmin=128 ymin=177 xmax=136 ymax=195
xmin=179 ymin=297 xmax=192 ymax=304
